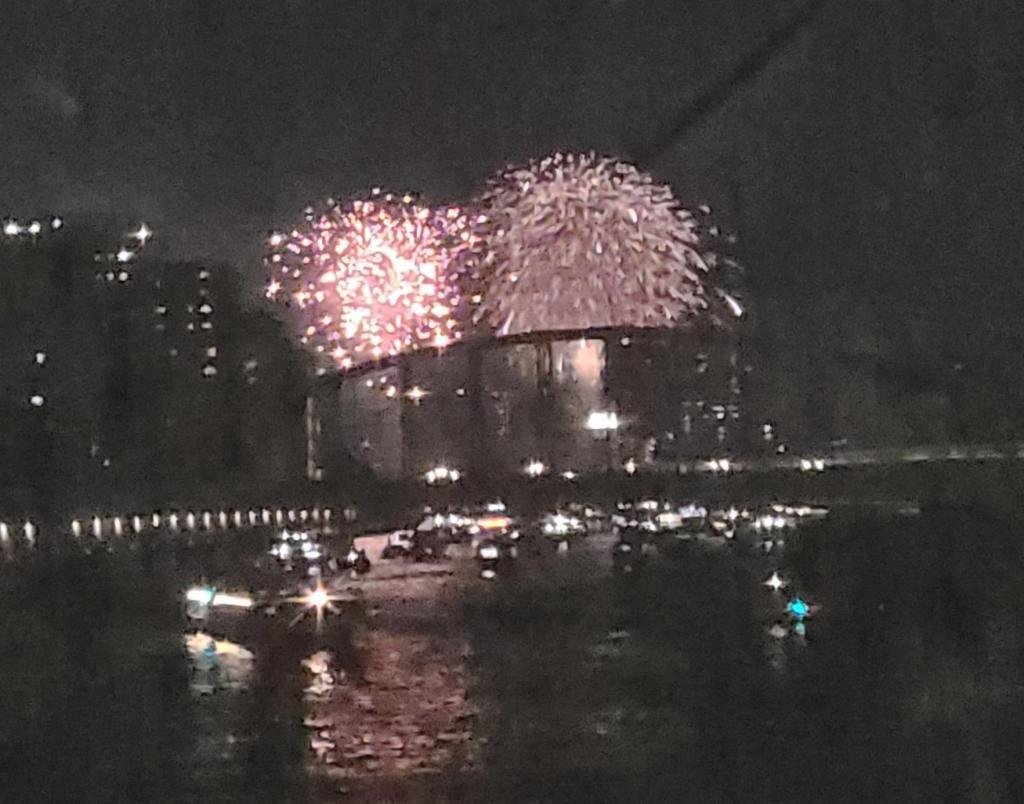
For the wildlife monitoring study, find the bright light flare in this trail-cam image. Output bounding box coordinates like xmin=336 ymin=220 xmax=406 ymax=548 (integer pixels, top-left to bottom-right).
xmin=213 ymin=592 xmax=254 ymax=609
xmin=285 ymin=582 xmax=352 ymax=630
xmin=130 ymin=223 xmax=153 ymax=244
xmin=585 ymin=411 xmax=620 ymax=431
xmin=186 ymin=587 xmax=215 ymax=604
xmin=307 ymin=587 xmax=329 ymax=609
xmin=764 ymin=571 xmax=787 ymax=592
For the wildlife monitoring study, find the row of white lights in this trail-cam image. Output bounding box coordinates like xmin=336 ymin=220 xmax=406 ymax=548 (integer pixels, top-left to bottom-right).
xmin=3 ymin=216 xmax=63 ymax=237
xmin=0 ymin=506 xmax=335 ymax=549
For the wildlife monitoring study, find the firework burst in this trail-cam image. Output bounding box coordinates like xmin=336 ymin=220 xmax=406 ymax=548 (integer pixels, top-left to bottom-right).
xmin=471 ymin=152 xmax=736 ymax=336
xmin=266 ymin=192 xmax=478 ymax=369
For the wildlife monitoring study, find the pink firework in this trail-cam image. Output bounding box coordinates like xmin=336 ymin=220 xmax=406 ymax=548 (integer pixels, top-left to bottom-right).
xmin=266 ymin=192 xmax=478 ymax=369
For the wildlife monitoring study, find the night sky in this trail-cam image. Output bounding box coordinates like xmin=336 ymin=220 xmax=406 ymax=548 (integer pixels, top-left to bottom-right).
xmin=3 ymin=0 xmax=1023 ymax=360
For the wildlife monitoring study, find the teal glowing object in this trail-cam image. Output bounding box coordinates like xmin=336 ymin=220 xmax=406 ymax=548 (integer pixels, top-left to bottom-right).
xmin=787 ymin=597 xmax=809 ymax=620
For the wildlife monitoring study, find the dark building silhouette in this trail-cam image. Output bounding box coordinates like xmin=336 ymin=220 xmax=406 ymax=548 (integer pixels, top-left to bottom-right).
xmin=0 ymin=221 xmax=309 ymax=520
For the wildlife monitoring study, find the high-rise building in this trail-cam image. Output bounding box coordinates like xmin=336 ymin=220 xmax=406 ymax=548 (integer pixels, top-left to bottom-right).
xmin=0 ymin=220 xmax=308 ymax=517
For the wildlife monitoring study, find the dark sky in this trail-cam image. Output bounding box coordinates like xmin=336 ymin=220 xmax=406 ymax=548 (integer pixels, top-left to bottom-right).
xmin=3 ymin=0 xmax=1023 ymax=357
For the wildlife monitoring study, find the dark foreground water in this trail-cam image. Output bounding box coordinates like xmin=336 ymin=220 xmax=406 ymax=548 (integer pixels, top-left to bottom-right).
xmin=2 ymin=497 xmax=1024 ymax=802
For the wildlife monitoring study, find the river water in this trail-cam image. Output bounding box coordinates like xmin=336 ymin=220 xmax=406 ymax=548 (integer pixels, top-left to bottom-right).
xmin=2 ymin=499 xmax=1023 ymax=802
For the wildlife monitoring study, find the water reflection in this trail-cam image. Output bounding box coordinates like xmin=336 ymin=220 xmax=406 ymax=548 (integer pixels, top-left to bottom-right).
xmin=185 ymin=632 xmax=255 ymax=694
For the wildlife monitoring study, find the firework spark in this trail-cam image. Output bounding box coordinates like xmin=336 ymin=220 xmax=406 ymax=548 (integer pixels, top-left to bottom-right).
xmin=266 ymin=192 xmax=478 ymax=369
xmin=471 ymin=152 xmax=732 ymax=336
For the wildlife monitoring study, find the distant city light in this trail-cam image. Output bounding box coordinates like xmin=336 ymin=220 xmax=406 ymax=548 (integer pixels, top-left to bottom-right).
xmin=29 ymin=394 xmax=45 ymax=407
xmin=131 ymin=223 xmax=153 ymax=245
xmin=424 ymin=465 xmax=461 ymax=485
xmin=561 ymin=470 xmax=578 ymax=480
xmin=34 ymin=352 xmax=46 ymax=365
xmin=50 ymin=216 xmax=63 ymax=230
xmin=3 ymin=220 xmax=21 ymax=236
xmin=764 ymin=571 xmax=787 ymax=592
xmin=26 ymin=220 xmax=41 ymax=235
xmin=585 ymin=410 xmax=620 ymax=431
xmin=405 ymin=385 xmax=429 ymax=403
xmin=116 ymin=248 xmax=135 ymax=263
xmin=623 ymin=458 xmax=638 ymax=475
xmin=524 ymin=460 xmax=548 ymax=478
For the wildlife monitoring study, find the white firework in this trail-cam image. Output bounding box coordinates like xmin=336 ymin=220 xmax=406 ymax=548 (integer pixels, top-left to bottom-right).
xmin=472 ymin=152 xmax=731 ymax=336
